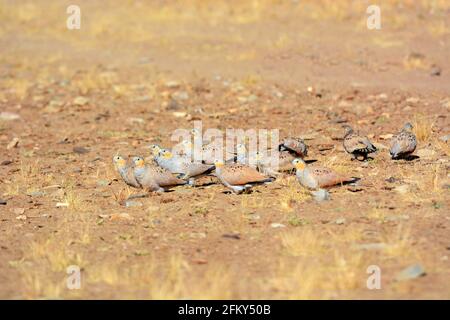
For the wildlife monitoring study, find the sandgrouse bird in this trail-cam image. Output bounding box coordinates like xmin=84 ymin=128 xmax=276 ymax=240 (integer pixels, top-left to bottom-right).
xmin=132 ymin=156 xmax=187 ymax=192
xmin=293 ymin=158 xmax=358 ymax=190
xmin=113 ymin=155 xmax=141 ymax=188
xmin=213 ymin=160 xmax=274 ymax=194
xmin=342 ymin=125 xmax=377 ymax=161
xmin=389 ymin=123 xmax=417 ymax=160
xmin=255 ymin=150 xmax=295 ymax=176
xmin=279 ymin=137 xmax=308 ymax=158
xmin=155 ymin=149 xmax=214 ymax=180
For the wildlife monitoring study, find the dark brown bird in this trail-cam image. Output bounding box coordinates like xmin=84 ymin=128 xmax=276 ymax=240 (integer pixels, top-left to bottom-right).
xmin=342 ymin=125 xmax=377 ymax=161
xmin=279 ymin=137 xmax=308 ymax=158
xmin=390 ymin=123 xmax=417 ymax=159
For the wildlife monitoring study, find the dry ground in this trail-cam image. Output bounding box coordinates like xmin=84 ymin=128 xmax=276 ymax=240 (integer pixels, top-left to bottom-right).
xmin=0 ymin=0 xmax=449 ymax=299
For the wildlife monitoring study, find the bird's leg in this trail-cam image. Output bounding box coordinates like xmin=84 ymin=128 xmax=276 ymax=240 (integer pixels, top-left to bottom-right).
xmin=188 ymin=177 xmax=196 ymax=187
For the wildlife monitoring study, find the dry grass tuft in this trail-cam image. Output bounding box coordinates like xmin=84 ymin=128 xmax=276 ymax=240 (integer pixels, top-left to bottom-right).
xmin=412 ymin=115 xmax=435 ymax=143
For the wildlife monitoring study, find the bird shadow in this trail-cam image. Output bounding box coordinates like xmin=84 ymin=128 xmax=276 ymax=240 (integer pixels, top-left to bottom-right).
xmin=392 ymin=155 xmax=420 ymax=161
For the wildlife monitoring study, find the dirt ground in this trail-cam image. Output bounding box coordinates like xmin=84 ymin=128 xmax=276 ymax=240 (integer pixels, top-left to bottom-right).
xmin=0 ymin=1 xmax=449 ymax=299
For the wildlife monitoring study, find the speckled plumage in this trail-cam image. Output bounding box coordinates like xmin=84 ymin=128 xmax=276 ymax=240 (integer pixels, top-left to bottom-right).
xmin=343 ymin=126 xmax=377 ymax=160
xmin=113 ymin=155 xmax=141 ymax=188
xmin=390 ymin=123 xmax=417 ymax=159
xmin=214 ymin=160 xmax=274 ymax=194
xmin=155 ymin=149 xmax=214 ymax=179
xmin=293 ymin=158 xmax=358 ymax=189
xmin=256 ymin=150 xmax=295 ymax=176
xmin=279 ymin=137 xmax=308 ymax=158
xmin=132 ymin=157 xmax=186 ymax=192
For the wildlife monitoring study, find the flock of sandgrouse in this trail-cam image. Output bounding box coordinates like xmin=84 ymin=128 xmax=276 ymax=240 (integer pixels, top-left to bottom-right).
xmin=113 ymin=123 xmax=417 ymax=196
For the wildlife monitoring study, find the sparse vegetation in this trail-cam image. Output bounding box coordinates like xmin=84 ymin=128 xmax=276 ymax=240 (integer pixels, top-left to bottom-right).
xmin=0 ymin=0 xmax=449 ymax=300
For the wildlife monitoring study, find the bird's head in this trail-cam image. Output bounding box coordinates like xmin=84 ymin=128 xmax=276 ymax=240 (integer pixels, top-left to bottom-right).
xmin=149 ymin=144 xmax=161 ymax=156
xmin=236 ymin=143 xmax=246 ymax=154
xmin=182 ymin=140 xmax=192 ymax=149
xmin=342 ymin=125 xmax=354 ymax=135
xmin=161 ymin=149 xmax=173 ymax=159
xmin=132 ymin=156 xmax=145 ymax=168
xmin=113 ymin=155 xmax=127 ymax=168
xmin=403 ymin=122 xmax=413 ymax=131
xmin=213 ymin=159 xmax=225 ymax=168
xmin=292 ymin=158 xmax=306 ymax=171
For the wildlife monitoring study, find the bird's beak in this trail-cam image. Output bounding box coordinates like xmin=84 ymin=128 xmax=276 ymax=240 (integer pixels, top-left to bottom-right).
xmin=215 ymin=161 xmax=224 ymax=168
xmin=135 ymin=159 xmax=145 ymax=167
xmin=294 ymin=161 xmax=305 ymax=170
xmin=163 ymin=152 xmax=173 ymax=159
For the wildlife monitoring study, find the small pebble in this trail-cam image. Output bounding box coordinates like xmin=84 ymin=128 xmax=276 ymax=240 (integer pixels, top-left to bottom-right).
xmin=0 ymin=112 xmax=21 ymax=121
xmin=73 ymin=146 xmax=90 ymax=154
xmin=395 ymin=264 xmax=426 ymax=281
xmin=270 ymin=223 xmax=286 ymax=228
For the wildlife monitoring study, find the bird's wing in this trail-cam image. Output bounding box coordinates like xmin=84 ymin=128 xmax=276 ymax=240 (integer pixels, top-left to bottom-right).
xmin=310 ymin=166 xmax=351 ymax=188
xmin=221 ymin=164 xmax=270 ymax=185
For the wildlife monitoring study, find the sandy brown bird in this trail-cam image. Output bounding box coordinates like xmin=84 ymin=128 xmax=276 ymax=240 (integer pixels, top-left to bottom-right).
xmin=293 ymin=158 xmax=358 ymax=189
xmin=279 ymin=137 xmax=308 ymax=158
xmin=113 ymin=155 xmax=141 ymax=188
xmin=256 ymin=150 xmax=295 ymax=176
xmin=132 ymin=156 xmax=187 ymax=192
xmin=390 ymin=123 xmax=417 ymax=159
xmin=214 ymin=160 xmax=274 ymax=194
xmin=342 ymin=125 xmax=377 ymax=161
xmin=201 ymin=142 xmax=236 ymax=165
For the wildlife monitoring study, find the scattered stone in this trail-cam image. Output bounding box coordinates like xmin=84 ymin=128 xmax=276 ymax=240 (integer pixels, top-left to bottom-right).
xmin=172 ymin=111 xmax=187 ymax=118
xmin=73 ymin=96 xmax=89 ymax=106
xmin=347 ymin=186 xmax=363 ymax=192
xmin=171 ymin=91 xmax=189 ymax=101
xmin=416 ymin=148 xmax=436 ymax=158
xmin=124 ymin=200 xmax=143 ymax=208
xmin=73 ymin=146 xmax=90 ymax=154
xmin=430 ymin=65 xmax=441 ymax=76
xmin=190 ymin=232 xmax=206 ymax=239
xmin=12 ymin=208 xmax=25 ymax=215
xmin=165 ymin=80 xmax=180 ymax=88
xmin=27 ymin=191 xmax=45 ymax=197
xmin=270 ymin=223 xmax=286 ymax=228
xmin=376 ymin=93 xmax=388 ymax=100
xmin=311 ymin=189 xmax=330 ymax=202
xmin=246 ymin=214 xmax=261 ymax=221
xmin=334 ymin=218 xmax=346 ymax=225
xmin=1 ymin=160 xmax=13 ymax=165
xmin=405 ymin=97 xmax=420 ymax=104
xmin=395 ymin=264 xmax=426 ymax=281
xmin=0 ymin=199 xmax=7 ymax=205
xmin=56 ymin=202 xmax=69 ymax=208
xmin=394 ymin=185 xmax=409 ymax=194
xmin=16 ymin=214 xmax=27 ymax=221
xmin=439 ymin=134 xmax=450 ymax=143
xmin=6 ymin=137 xmax=19 ymax=150
xmin=385 ymin=177 xmax=398 ymax=183
xmin=0 ymin=112 xmax=21 ymax=121
xmin=222 ymin=233 xmax=240 ymax=240
xmin=127 ymin=117 xmax=145 ymax=124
